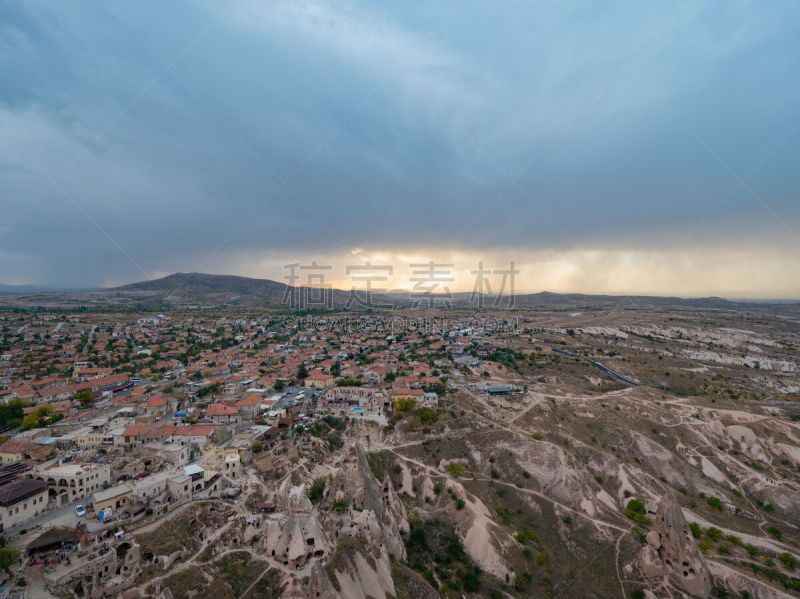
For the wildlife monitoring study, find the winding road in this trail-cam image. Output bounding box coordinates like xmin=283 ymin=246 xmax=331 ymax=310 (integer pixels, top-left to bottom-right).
xmin=552 ymin=348 xmax=641 ymax=386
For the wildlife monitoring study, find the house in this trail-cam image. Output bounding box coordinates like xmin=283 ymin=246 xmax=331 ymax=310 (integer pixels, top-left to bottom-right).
xmin=145 ymin=395 xmax=168 ymax=417
xmin=171 ymin=425 xmax=215 ymax=448
xmin=304 ymin=373 xmax=335 ymax=390
xmin=119 ymin=425 xmax=148 ymax=447
xmin=206 ymin=403 xmax=239 ymax=424
xmin=0 ymin=440 xmax=37 ymax=464
xmin=29 ymin=462 xmax=111 ymax=506
xmin=0 ymin=478 xmax=48 ymax=530
xmin=93 ymin=483 xmax=133 ymax=513
xmin=234 ymin=393 xmax=262 ymax=421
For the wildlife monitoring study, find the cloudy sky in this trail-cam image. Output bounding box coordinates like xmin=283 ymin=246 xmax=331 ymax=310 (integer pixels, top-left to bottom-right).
xmin=1 ymin=0 xmax=799 ymax=297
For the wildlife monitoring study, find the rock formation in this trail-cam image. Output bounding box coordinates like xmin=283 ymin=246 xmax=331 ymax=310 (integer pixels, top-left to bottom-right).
xmin=640 ymin=493 xmax=711 ymax=597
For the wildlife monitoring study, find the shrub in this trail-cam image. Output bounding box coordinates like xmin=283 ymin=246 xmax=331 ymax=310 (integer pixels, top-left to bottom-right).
xmin=779 ymin=552 xmax=797 ymax=570
xmin=707 ymin=496 xmax=723 ymax=511
xmin=408 ymin=523 xmax=427 ymax=550
xmin=625 ymin=499 xmax=651 ymax=527
xmin=705 ymin=527 xmax=724 ymax=542
xmin=767 ymin=526 xmax=782 ymax=540
xmin=308 ymin=479 xmax=325 ymax=503
xmin=689 ymin=522 xmax=702 ymax=538
xmin=446 ymin=463 xmax=465 ymax=477
xmin=626 ymin=499 xmax=645 ymax=514
xmin=463 ymin=568 xmax=481 ymax=592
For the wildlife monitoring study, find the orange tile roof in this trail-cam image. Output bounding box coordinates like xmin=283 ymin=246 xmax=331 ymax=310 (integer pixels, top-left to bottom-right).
xmin=235 ymin=393 xmax=262 ymax=406
xmin=207 ymin=403 xmax=238 ymax=417
xmin=146 ymin=396 xmax=167 ymax=408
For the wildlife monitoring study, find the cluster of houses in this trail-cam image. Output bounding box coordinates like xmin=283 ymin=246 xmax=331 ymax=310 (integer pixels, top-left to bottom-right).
xmin=0 ymin=311 xmax=521 ymax=534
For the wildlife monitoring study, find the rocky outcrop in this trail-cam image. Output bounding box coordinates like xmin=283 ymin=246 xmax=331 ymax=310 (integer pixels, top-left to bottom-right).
xmin=263 ymin=513 xmax=331 ymax=569
xmin=640 ymin=493 xmax=711 ymax=597
xmin=277 ymin=478 xmax=314 ymax=514
xmin=309 ymin=443 xmax=409 ymax=598
xmin=327 ymin=444 xmax=408 ymax=558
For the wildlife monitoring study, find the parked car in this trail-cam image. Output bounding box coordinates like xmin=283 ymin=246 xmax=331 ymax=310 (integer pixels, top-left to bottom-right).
xmin=75 ymin=504 xmax=86 ymax=517
xmin=134 ymin=472 xmax=151 ymax=480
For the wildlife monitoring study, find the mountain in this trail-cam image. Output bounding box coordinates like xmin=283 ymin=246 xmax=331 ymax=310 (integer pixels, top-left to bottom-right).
xmin=0 ymin=272 xmax=796 ymax=313
xmin=112 ymin=272 xmax=289 ymax=296
xmin=106 ymin=272 xmax=358 ymax=309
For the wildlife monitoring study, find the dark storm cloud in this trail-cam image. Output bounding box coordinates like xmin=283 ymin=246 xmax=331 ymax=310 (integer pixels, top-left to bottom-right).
xmin=1 ymin=0 xmax=799 ymax=287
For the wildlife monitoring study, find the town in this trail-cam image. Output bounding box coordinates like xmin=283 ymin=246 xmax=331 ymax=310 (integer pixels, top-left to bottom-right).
xmin=0 ymin=303 xmax=797 ymax=598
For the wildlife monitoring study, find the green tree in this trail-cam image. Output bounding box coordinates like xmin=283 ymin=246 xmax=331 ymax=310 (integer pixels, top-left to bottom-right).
xmin=21 ymin=405 xmax=54 ymax=431
xmin=296 ymin=363 xmax=308 ymax=381
xmin=74 ymin=389 xmax=94 ymax=406
xmin=0 ymin=545 xmax=19 ymax=574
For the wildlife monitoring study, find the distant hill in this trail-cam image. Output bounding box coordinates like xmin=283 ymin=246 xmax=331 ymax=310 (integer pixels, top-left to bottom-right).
xmin=106 ymin=272 xmax=356 ymax=308
xmin=0 ymin=272 xmax=796 ymax=313
xmin=112 ymin=272 xmax=289 ymax=296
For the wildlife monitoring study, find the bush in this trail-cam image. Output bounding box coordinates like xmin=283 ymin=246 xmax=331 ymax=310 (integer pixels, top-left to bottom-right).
xmin=705 ymin=527 xmax=724 ymax=542
xmin=768 ymin=526 xmax=782 ymax=540
xmin=779 ymin=552 xmax=797 ymax=570
xmin=446 ymin=463 xmax=465 ymax=477
xmin=625 ymin=499 xmax=651 ymax=527
xmin=463 ymin=568 xmax=481 ymax=592
xmin=689 ymin=522 xmax=702 ymax=538
xmin=308 ymin=479 xmax=325 ymax=503
xmin=707 ymin=496 xmax=723 ymax=511
xmin=631 ymin=590 xmax=645 ymax=599
xmin=626 ymin=499 xmax=645 ymax=514
xmin=408 ymin=523 xmax=427 ymax=550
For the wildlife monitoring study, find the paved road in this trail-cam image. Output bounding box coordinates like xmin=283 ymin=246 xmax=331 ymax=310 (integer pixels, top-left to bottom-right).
xmin=7 ymin=498 xmax=101 ymax=535
xmin=552 ymin=348 xmax=641 ymax=386
xmin=80 ymin=325 xmax=97 ymax=353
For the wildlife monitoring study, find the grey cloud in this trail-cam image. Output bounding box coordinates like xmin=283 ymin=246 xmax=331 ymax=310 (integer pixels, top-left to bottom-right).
xmin=0 ymin=0 xmax=798 ymax=288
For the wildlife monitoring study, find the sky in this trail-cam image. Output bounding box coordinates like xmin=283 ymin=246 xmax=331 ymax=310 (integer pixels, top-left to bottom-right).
xmin=1 ymin=0 xmax=799 ymax=298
